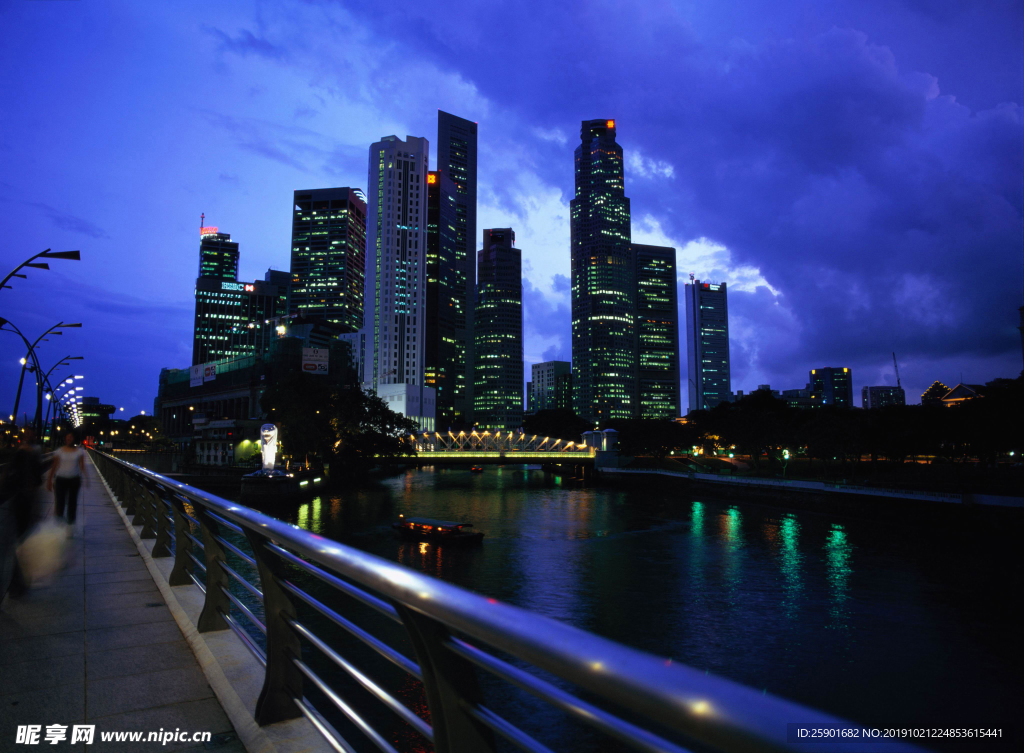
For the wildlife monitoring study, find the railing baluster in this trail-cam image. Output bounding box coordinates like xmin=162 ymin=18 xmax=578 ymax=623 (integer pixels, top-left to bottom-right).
xmin=195 ymin=508 xmax=230 ymax=633
xmin=167 ymin=495 xmax=194 ymax=585
xmin=244 ymin=530 xmax=303 ymax=724
xmin=394 ymin=604 xmax=496 ymax=753
xmin=150 ymin=487 xmax=173 ymax=556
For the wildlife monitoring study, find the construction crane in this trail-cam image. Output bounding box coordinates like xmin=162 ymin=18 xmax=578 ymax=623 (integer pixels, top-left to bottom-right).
xmin=892 ymin=352 xmax=901 ymax=389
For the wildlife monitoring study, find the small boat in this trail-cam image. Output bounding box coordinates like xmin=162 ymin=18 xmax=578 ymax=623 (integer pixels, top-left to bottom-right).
xmin=470 ymin=466 xmax=484 ymax=473
xmin=392 ymin=516 xmax=484 ymax=545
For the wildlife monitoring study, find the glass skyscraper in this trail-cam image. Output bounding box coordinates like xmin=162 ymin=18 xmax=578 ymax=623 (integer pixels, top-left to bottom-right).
xmin=198 ymin=231 xmax=239 ymax=281
xmin=289 ymin=187 xmax=367 ymax=332
xmin=685 ymin=279 xmax=731 ymax=412
xmin=474 ymin=229 xmax=523 ymax=430
xmin=437 ymin=110 xmax=478 ymax=425
xmin=634 ymin=244 xmax=681 ymax=418
xmin=570 ymin=119 xmax=636 ymax=423
xmin=810 ymin=367 xmax=854 ymax=408
xmin=425 ymin=169 xmax=459 ymax=428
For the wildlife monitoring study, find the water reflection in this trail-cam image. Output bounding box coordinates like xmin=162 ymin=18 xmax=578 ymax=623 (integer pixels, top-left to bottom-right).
xmin=780 ymin=514 xmax=803 ymax=619
xmin=825 ymin=523 xmax=852 ymax=631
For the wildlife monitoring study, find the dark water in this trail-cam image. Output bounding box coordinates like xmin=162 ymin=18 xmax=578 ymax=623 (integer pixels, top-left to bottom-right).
xmin=242 ymin=467 xmax=1021 ymax=751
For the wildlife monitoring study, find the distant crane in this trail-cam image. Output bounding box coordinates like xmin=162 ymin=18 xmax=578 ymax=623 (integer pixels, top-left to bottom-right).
xmin=892 ymin=352 xmax=901 ymax=389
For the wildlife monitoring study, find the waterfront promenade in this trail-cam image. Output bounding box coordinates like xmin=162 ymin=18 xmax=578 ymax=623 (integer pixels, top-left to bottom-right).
xmin=0 ymin=459 xmax=246 ymax=751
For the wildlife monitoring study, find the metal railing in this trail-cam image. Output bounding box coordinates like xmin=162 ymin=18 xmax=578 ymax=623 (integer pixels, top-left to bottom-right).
xmin=88 ymin=449 xmax=925 ymax=753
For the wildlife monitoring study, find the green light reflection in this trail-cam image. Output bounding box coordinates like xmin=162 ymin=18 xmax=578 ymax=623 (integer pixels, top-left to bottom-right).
xmin=825 ymin=523 xmax=852 ymax=630
xmin=780 ymin=514 xmax=802 ymax=619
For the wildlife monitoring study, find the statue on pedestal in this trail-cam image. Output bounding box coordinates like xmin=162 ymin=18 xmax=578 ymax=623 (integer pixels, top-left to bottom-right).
xmin=260 ymin=424 xmax=278 ymax=472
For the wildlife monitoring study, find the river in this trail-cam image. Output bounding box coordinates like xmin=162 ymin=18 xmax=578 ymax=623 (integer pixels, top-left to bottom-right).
xmin=234 ymin=465 xmax=1021 ymax=751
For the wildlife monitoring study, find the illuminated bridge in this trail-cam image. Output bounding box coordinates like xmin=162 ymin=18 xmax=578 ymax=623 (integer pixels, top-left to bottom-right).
xmin=402 ymin=430 xmax=595 ymax=465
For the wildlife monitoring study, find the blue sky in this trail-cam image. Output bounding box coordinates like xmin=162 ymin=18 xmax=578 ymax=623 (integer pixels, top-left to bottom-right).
xmin=1 ymin=0 xmax=1021 ymax=417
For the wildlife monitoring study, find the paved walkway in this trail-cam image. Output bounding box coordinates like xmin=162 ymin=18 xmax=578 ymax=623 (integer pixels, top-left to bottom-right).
xmin=1 ymin=459 xmax=244 ymax=751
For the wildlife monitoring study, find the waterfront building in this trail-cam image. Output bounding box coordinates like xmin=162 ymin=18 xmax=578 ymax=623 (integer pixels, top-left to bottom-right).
xmin=474 ymin=229 xmax=523 ymax=430
xmin=363 ymin=135 xmax=435 ymax=430
xmin=634 ymin=244 xmax=681 ymax=418
xmin=437 ymin=110 xmax=478 ymax=425
xmin=289 ymin=187 xmax=367 ymax=332
xmin=684 ymin=280 xmax=731 ymax=412
xmin=425 ymin=169 xmax=459 ymax=428
xmin=193 ymin=230 xmax=288 ymax=366
xmin=862 ymin=385 xmax=906 ymax=409
xmin=809 ymin=367 xmax=854 ymax=408
xmin=939 ymin=383 xmax=985 ymax=407
xmin=198 ymin=229 xmax=239 ymax=281
xmin=571 ymin=119 xmax=636 ymax=423
xmin=530 ymin=361 xmax=572 ymax=413
xmin=921 ymin=381 xmax=950 ymax=406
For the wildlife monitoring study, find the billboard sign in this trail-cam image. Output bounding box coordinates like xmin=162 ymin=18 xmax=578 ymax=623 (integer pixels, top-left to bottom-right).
xmin=301 ymin=348 xmax=329 ymax=375
xmin=204 ymin=363 xmax=217 ymax=383
xmin=190 ymin=365 xmax=203 ymax=388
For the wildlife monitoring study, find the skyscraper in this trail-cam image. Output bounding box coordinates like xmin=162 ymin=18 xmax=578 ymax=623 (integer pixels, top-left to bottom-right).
xmin=198 ymin=229 xmax=239 ymax=281
xmin=193 ymin=268 xmax=286 ymax=365
xmin=571 ymin=119 xmax=636 ymax=423
xmin=685 ymin=279 xmax=731 ymax=412
xmin=364 ymin=135 xmax=435 ymax=430
xmin=474 ymin=229 xmax=523 ymax=430
xmin=437 ymin=111 xmax=478 ymax=424
xmin=634 ymin=244 xmax=681 ymax=418
xmin=425 ymin=170 xmax=458 ymax=428
xmin=862 ymin=385 xmax=906 ymax=409
xmin=809 ymin=367 xmax=853 ymax=408
xmin=289 ymin=188 xmax=367 ymax=332
xmin=530 ymin=361 xmax=572 ymax=412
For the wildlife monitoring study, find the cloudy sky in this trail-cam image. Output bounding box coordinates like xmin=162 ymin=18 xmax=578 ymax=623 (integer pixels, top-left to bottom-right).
xmin=1 ymin=0 xmax=1021 ymax=418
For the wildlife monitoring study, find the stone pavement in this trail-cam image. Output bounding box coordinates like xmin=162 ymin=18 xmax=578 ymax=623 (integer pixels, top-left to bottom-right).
xmin=0 ymin=458 xmax=245 ymax=751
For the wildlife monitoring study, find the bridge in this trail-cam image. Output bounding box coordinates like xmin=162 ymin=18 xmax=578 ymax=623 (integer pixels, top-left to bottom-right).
xmin=402 ymin=430 xmax=595 ymax=466
xmin=1 ymin=450 xmax=926 ymax=753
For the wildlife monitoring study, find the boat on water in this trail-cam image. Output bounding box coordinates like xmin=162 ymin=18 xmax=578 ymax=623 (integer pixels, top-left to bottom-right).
xmin=392 ymin=516 xmax=484 ymax=545
xmin=470 ymin=465 xmax=484 ymax=473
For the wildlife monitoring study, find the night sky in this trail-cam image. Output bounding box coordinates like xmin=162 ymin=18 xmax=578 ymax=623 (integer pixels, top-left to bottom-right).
xmin=2 ymin=0 xmax=1022 ymax=417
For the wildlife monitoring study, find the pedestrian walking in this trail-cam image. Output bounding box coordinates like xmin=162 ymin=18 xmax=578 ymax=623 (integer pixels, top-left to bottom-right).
xmin=1 ymin=428 xmax=45 ymax=599
xmin=47 ymin=432 xmax=88 ymax=531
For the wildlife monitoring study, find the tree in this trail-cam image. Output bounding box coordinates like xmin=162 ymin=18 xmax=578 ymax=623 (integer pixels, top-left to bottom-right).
xmin=330 ymin=387 xmax=417 ymax=475
xmin=523 ymin=408 xmax=592 ymax=442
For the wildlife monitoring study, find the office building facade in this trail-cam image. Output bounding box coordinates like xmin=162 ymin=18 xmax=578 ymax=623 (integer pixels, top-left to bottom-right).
xmin=685 ymin=280 xmax=731 ymax=412
xmin=364 ymin=135 xmax=435 ymax=429
xmin=570 ymin=119 xmax=636 ymax=424
xmin=192 ymin=273 xmax=287 ymax=365
xmin=809 ymin=367 xmax=854 ymax=408
xmin=634 ymin=244 xmax=681 ymax=418
xmin=530 ymin=361 xmax=572 ymax=413
xmin=198 ymin=231 xmax=239 ymax=281
xmin=862 ymin=385 xmax=906 ymax=409
xmin=437 ymin=110 xmax=478 ymax=424
xmin=289 ymin=187 xmax=367 ymax=332
xmin=425 ymin=170 xmax=459 ymax=428
xmin=474 ymin=229 xmax=523 ymax=430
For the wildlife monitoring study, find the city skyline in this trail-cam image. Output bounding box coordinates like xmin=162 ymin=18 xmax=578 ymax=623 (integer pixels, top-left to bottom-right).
xmin=2 ymin=1 xmax=1022 ymax=416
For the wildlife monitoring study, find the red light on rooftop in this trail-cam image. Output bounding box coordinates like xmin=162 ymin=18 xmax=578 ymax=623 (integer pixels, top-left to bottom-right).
xmin=606 ymin=120 xmax=615 ymax=128
xmin=200 ymin=226 xmax=218 ymax=236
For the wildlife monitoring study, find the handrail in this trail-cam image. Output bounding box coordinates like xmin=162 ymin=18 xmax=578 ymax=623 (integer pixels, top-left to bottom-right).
xmin=88 ymin=448 xmax=927 ymax=753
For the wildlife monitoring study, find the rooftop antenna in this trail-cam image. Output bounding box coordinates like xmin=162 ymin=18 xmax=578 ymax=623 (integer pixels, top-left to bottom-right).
xmin=689 ymin=273 xmax=695 ymax=283
xmin=892 ymin=352 xmax=901 ymax=390
xmin=200 ymin=213 xmax=205 ymax=234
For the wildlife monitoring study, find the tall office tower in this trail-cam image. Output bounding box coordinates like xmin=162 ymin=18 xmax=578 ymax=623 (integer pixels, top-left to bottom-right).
xmin=425 ymin=170 xmax=459 ymax=428
xmin=199 ymin=229 xmax=239 ymax=281
xmin=530 ymin=361 xmax=572 ymax=412
xmin=862 ymin=385 xmax=906 ymax=409
xmin=289 ymin=188 xmax=367 ymax=332
xmin=437 ymin=110 xmax=478 ymax=424
xmin=570 ymin=119 xmax=636 ymax=423
xmin=474 ymin=229 xmax=523 ymax=430
xmin=634 ymin=244 xmax=681 ymax=418
xmin=684 ymin=280 xmax=731 ymax=412
xmin=809 ymin=367 xmax=854 ymax=408
xmin=364 ymin=135 xmax=435 ymax=430
xmin=192 ymin=277 xmax=286 ymax=365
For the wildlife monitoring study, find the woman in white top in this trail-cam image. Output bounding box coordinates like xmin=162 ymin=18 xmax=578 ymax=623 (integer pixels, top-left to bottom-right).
xmin=47 ymin=433 xmax=88 ymax=525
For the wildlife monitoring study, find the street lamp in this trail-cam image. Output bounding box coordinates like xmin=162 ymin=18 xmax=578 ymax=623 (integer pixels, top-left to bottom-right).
xmin=1 ymin=249 xmax=81 ymax=294
xmin=0 ymin=319 xmax=83 ymax=434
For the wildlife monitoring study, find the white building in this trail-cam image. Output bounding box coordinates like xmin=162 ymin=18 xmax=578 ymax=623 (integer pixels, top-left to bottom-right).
xmin=363 ymin=135 xmax=435 ymax=431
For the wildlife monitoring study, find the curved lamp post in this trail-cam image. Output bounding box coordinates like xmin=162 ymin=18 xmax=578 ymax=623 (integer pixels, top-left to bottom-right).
xmin=0 ymin=318 xmax=82 ymax=431
xmin=1 ymin=249 xmax=81 ymax=293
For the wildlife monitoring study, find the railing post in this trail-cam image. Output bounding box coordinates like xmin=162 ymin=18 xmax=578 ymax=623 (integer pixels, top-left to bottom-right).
xmin=137 ymin=482 xmax=157 ymax=539
xmin=244 ymin=532 xmax=303 ymax=724
xmin=167 ymin=496 xmax=193 ymax=586
xmin=394 ymin=605 xmax=497 ymax=753
xmin=195 ymin=509 xmax=230 ymax=632
xmin=149 ymin=485 xmax=173 ymax=557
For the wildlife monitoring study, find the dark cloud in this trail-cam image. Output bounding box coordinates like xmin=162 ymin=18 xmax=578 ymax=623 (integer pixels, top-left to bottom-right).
xmin=208 ymin=28 xmax=288 ymax=61
xmin=3 ymin=198 xmax=109 ymax=239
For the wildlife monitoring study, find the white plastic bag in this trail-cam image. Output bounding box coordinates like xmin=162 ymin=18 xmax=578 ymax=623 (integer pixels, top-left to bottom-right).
xmin=16 ymin=518 xmax=69 ymax=584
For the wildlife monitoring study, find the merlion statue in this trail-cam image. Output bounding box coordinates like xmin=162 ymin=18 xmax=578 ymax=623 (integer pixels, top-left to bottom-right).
xmin=260 ymin=424 xmax=279 ymax=472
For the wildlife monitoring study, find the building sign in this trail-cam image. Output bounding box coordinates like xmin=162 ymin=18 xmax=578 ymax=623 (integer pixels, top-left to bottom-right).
xmin=204 ymin=363 xmax=217 ymax=383
xmin=190 ymin=365 xmax=203 ymax=387
xmin=221 ymin=281 xmax=255 ymax=292
xmin=302 ymin=347 xmax=329 ymax=375
xmin=200 ymin=226 xmax=219 ymax=236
